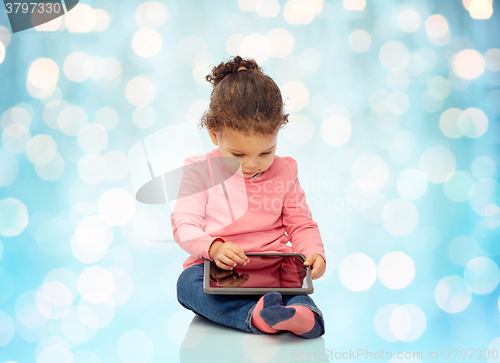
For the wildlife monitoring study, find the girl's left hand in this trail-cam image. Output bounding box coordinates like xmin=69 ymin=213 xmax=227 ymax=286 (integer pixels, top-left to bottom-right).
xmin=303 ymin=254 xmax=326 ymax=280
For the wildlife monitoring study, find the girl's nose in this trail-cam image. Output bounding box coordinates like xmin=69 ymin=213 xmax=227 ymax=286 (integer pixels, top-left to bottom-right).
xmin=243 ymin=159 xmax=258 ymax=170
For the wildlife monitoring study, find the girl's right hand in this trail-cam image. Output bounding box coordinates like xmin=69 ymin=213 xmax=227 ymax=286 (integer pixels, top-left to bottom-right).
xmin=209 ymin=241 xmax=250 ymax=270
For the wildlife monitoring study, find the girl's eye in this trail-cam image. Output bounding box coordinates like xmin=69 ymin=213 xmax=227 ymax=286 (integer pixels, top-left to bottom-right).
xmin=232 ymin=151 xmax=271 ymax=158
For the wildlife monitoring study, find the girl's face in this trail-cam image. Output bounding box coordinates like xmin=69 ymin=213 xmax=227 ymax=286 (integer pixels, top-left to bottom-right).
xmin=208 ymin=127 xmax=278 ymax=179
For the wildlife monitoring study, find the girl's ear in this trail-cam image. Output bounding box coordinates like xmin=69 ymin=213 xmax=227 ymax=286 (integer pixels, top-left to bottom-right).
xmin=207 ymin=127 xmax=219 ymax=146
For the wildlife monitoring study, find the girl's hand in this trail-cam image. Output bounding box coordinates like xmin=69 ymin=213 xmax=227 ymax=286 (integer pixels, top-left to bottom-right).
xmin=209 ymin=240 xmax=250 ymax=270
xmin=304 ymin=254 xmax=326 ymax=280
